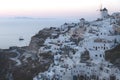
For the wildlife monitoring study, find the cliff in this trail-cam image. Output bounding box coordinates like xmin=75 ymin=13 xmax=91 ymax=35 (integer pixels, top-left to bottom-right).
xmin=0 ymin=28 xmax=54 ymax=80
xmin=105 ymin=44 xmax=120 ymax=68
xmin=29 ymin=27 xmax=60 ymax=53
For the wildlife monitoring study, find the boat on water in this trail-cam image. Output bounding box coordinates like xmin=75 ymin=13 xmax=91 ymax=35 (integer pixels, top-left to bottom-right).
xmin=19 ymin=37 xmax=24 ymax=41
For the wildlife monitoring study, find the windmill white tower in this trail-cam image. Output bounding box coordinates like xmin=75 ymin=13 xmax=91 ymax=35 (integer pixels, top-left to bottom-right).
xmin=99 ymin=0 xmax=109 ymax=19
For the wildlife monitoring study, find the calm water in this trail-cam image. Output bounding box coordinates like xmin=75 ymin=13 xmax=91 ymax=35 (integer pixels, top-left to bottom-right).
xmin=0 ymin=18 xmax=79 ymax=49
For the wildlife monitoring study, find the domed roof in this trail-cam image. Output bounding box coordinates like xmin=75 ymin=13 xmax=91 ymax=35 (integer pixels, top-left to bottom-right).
xmin=103 ymin=8 xmax=108 ymax=11
xmin=80 ymin=18 xmax=85 ymax=21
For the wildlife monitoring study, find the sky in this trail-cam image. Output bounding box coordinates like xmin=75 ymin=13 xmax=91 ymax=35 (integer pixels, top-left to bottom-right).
xmin=0 ymin=0 xmax=120 ymax=18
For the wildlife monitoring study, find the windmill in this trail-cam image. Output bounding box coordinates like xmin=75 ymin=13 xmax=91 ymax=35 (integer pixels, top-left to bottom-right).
xmin=97 ymin=0 xmax=108 ymax=19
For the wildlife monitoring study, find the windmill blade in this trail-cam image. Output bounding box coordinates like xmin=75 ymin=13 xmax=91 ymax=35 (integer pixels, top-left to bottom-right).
xmin=97 ymin=0 xmax=103 ymax=11
xmin=100 ymin=0 xmax=102 ymax=10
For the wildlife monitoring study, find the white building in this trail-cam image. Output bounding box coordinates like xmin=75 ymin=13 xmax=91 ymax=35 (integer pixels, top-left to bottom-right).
xmin=79 ymin=18 xmax=85 ymax=27
xmin=100 ymin=8 xmax=109 ymax=19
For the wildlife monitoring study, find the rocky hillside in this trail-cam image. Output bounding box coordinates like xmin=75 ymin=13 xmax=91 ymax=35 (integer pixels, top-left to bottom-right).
xmin=0 ymin=28 xmax=55 ymax=80
xmin=105 ymin=44 xmax=120 ymax=68
xmin=29 ymin=27 xmax=60 ymax=53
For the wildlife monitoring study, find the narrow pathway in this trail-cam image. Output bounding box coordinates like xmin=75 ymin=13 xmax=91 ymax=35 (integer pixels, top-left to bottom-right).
xmin=10 ymin=49 xmax=21 ymax=66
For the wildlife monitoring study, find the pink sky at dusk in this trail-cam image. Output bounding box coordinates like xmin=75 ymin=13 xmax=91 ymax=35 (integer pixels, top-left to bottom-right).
xmin=0 ymin=0 xmax=120 ymax=18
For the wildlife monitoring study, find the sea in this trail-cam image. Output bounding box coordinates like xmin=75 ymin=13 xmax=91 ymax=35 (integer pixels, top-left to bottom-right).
xmin=0 ymin=18 xmax=81 ymax=49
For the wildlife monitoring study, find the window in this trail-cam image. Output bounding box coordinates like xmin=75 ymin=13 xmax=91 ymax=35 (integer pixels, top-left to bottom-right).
xmin=98 ymin=47 xmax=100 ymax=49
xmin=96 ymin=47 xmax=97 ymax=50
xmin=104 ymin=47 xmax=105 ymax=50
xmin=95 ymin=55 xmax=98 ymax=57
xmin=104 ymin=44 xmax=105 ymax=46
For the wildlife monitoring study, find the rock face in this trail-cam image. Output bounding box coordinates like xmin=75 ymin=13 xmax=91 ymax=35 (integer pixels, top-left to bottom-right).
xmin=0 ymin=28 xmax=55 ymax=80
xmin=0 ymin=48 xmax=53 ymax=80
xmin=12 ymin=52 xmax=53 ymax=80
xmin=105 ymin=44 xmax=120 ymax=68
xmin=29 ymin=28 xmax=60 ymax=53
xmin=0 ymin=51 xmax=11 ymax=80
xmin=80 ymin=50 xmax=90 ymax=63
